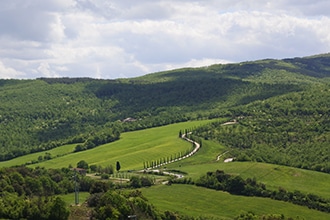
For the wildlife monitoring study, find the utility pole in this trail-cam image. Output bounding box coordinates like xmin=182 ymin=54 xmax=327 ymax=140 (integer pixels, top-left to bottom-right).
xmin=74 ymin=169 xmax=79 ymax=205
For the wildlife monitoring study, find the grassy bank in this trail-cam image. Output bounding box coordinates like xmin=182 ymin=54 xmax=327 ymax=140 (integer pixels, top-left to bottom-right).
xmin=0 ymin=120 xmax=216 ymax=170
xmin=142 ymin=184 xmax=330 ymax=219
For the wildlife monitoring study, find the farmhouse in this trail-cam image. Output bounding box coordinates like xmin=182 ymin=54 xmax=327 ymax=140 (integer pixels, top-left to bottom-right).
xmin=122 ymin=117 xmax=137 ymax=122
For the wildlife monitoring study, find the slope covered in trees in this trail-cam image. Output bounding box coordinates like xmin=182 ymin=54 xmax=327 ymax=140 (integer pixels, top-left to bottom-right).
xmin=193 ymin=81 xmax=330 ymax=173
xmin=0 ymin=54 xmax=330 ymax=163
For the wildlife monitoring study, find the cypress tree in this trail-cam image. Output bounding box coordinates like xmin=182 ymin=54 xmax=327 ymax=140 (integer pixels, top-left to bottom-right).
xmin=116 ymin=161 xmax=121 ymax=172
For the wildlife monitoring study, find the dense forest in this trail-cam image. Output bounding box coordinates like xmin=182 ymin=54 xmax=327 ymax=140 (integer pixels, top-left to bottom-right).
xmin=193 ymin=83 xmax=330 ymax=173
xmin=0 ymin=166 xmax=172 ymax=219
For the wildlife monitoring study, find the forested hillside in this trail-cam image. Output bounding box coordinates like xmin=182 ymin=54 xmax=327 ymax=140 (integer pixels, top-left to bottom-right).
xmin=0 ymin=54 xmax=330 ymax=164
xmin=194 ymin=84 xmax=330 ymax=173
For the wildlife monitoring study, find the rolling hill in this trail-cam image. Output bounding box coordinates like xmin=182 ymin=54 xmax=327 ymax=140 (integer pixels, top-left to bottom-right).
xmin=1 ymin=53 xmax=330 ymax=219
xmin=1 ymin=53 xmax=330 ymax=163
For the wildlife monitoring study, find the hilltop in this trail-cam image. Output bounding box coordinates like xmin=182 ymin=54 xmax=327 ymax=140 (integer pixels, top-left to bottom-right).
xmin=0 ymin=53 xmax=329 ymax=164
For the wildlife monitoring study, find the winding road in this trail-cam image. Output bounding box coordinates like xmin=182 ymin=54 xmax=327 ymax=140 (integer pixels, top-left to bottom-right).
xmin=146 ymin=132 xmax=200 ymax=170
xmin=145 ymin=120 xmax=237 ymax=176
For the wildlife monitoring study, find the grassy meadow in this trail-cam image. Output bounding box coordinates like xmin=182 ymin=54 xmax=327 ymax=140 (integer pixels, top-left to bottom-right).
xmin=141 ymin=184 xmax=330 ymax=220
xmin=0 ymin=119 xmax=217 ymax=170
xmin=60 ymin=192 xmax=90 ymax=206
xmin=163 ymin=139 xmax=330 ymax=199
xmin=0 ymin=143 xmax=78 ymax=167
xmin=166 ymin=161 xmax=330 ymax=199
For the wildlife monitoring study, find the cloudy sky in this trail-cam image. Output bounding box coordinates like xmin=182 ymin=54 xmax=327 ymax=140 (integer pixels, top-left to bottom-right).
xmin=0 ymin=0 xmax=330 ymax=79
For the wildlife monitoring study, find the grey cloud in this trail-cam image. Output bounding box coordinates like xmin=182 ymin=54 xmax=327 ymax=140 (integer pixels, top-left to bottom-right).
xmin=272 ymin=0 xmax=330 ymax=16
xmin=0 ymin=0 xmax=74 ymax=41
xmin=121 ymin=2 xmax=173 ymax=20
xmin=74 ymin=0 xmax=172 ymax=20
xmin=75 ymin=0 xmax=118 ymax=18
xmin=0 ymin=9 xmax=52 ymax=41
xmin=1 ymin=0 xmax=330 ymax=79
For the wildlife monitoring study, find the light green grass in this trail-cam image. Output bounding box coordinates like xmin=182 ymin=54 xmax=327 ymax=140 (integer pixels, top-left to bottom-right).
xmin=59 ymin=192 xmax=90 ymax=206
xmin=162 ymin=138 xmax=330 ymax=199
xmin=163 ymin=138 xmax=227 ymax=167
xmin=141 ymin=184 xmax=330 ymax=220
xmin=0 ymin=143 xmax=78 ymax=167
xmin=166 ymin=161 xmax=330 ymax=199
xmin=19 ymin=120 xmax=216 ymax=170
xmin=2 ymin=119 xmax=329 ymax=199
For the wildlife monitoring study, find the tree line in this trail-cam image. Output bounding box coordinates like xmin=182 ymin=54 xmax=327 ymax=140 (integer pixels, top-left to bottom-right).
xmin=0 ymin=165 xmax=232 ymax=219
xmin=0 ymin=166 xmax=76 ymax=219
xmin=173 ymin=170 xmax=330 ymax=213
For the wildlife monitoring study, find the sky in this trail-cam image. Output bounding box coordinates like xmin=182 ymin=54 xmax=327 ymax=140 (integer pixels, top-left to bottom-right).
xmin=0 ymin=0 xmax=330 ymax=79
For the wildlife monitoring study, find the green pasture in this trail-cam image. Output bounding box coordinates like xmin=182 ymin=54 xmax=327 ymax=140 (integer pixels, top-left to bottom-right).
xmin=163 ymin=138 xmax=228 ymax=166
xmin=0 ymin=143 xmax=77 ymax=167
xmin=166 ymin=161 xmax=330 ymax=199
xmin=59 ymin=192 xmax=90 ymax=206
xmin=15 ymin=120 xmax=216 ymax=170
xmin=141 ymin=184 xmax=330 ymax=220
xmin=162 ymin=139 xmax=330 ymax=199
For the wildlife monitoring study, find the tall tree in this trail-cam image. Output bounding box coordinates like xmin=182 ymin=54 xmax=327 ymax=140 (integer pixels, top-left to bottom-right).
xmin=116 ymin=161 xmax=121 ymax=172
xmin=48 ymin=197 xmax=70 ymax=220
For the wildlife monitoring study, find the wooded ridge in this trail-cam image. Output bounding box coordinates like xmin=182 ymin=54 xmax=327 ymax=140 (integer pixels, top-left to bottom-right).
xmin=0 ymin=53 xmax=329 ymax=170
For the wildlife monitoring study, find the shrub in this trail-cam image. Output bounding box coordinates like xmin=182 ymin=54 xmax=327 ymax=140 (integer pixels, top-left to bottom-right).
xmin=101 ymin=174 xmax=109 ymax=179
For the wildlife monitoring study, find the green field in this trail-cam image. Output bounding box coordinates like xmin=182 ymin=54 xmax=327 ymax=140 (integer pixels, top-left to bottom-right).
xmin=59 ymin=192 xmax=90 ymax=206
xmin=0 ymin=143 xmax=78 ymax=167
xmin=2 ymin=119 xmax=329 ymax=200
xmin=0 ymin=120 xmax=216 ymax=170
xmin=165 ymin=161 xmax=330 ymax=199
xmin=163 ymin=138 xmax=228 ymax=166
xmin=141 ymin=184 xmax=330 ymax=220
xmin=149 ymin=137 xmax=329 ymax=199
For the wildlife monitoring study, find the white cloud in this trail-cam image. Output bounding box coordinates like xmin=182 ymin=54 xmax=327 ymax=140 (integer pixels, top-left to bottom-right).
xmin=160 ymin=58 xmax=232 ymax=72
xmin=0 ymin=61 xmax=25 ymax=78
xmin=37 ymin=62 xmax=60 ymax=78
xmin=0 ymin=0 xmax=330 ymax=79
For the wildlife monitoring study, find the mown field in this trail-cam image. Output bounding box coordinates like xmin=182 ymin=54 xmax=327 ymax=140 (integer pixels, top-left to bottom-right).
xmin=141 ymin=184 xmax=330 ymax=220
xmin=0 ymin=143 xmax=78 ymax=167
xmin=166 ymin=161 xmax=330 ymax=199
xmin=0 ymin=120 xmax=216 ymax=170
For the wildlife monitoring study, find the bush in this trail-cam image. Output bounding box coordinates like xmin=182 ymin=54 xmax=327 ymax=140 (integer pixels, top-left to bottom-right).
xmin=77 ymin=160 xmax=88 ymax=169
xmin=141 ymin=176 xmax=153 ymax=187
xmin=129 ymin=176 xmax=154 ymax=188
xmin=130 ymin=176 xmax=142 ymax=188
xmin=90 ymin=165 xmax=97 ymax=172
xmin=101 ymin=174 xmax=109 ymax=179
